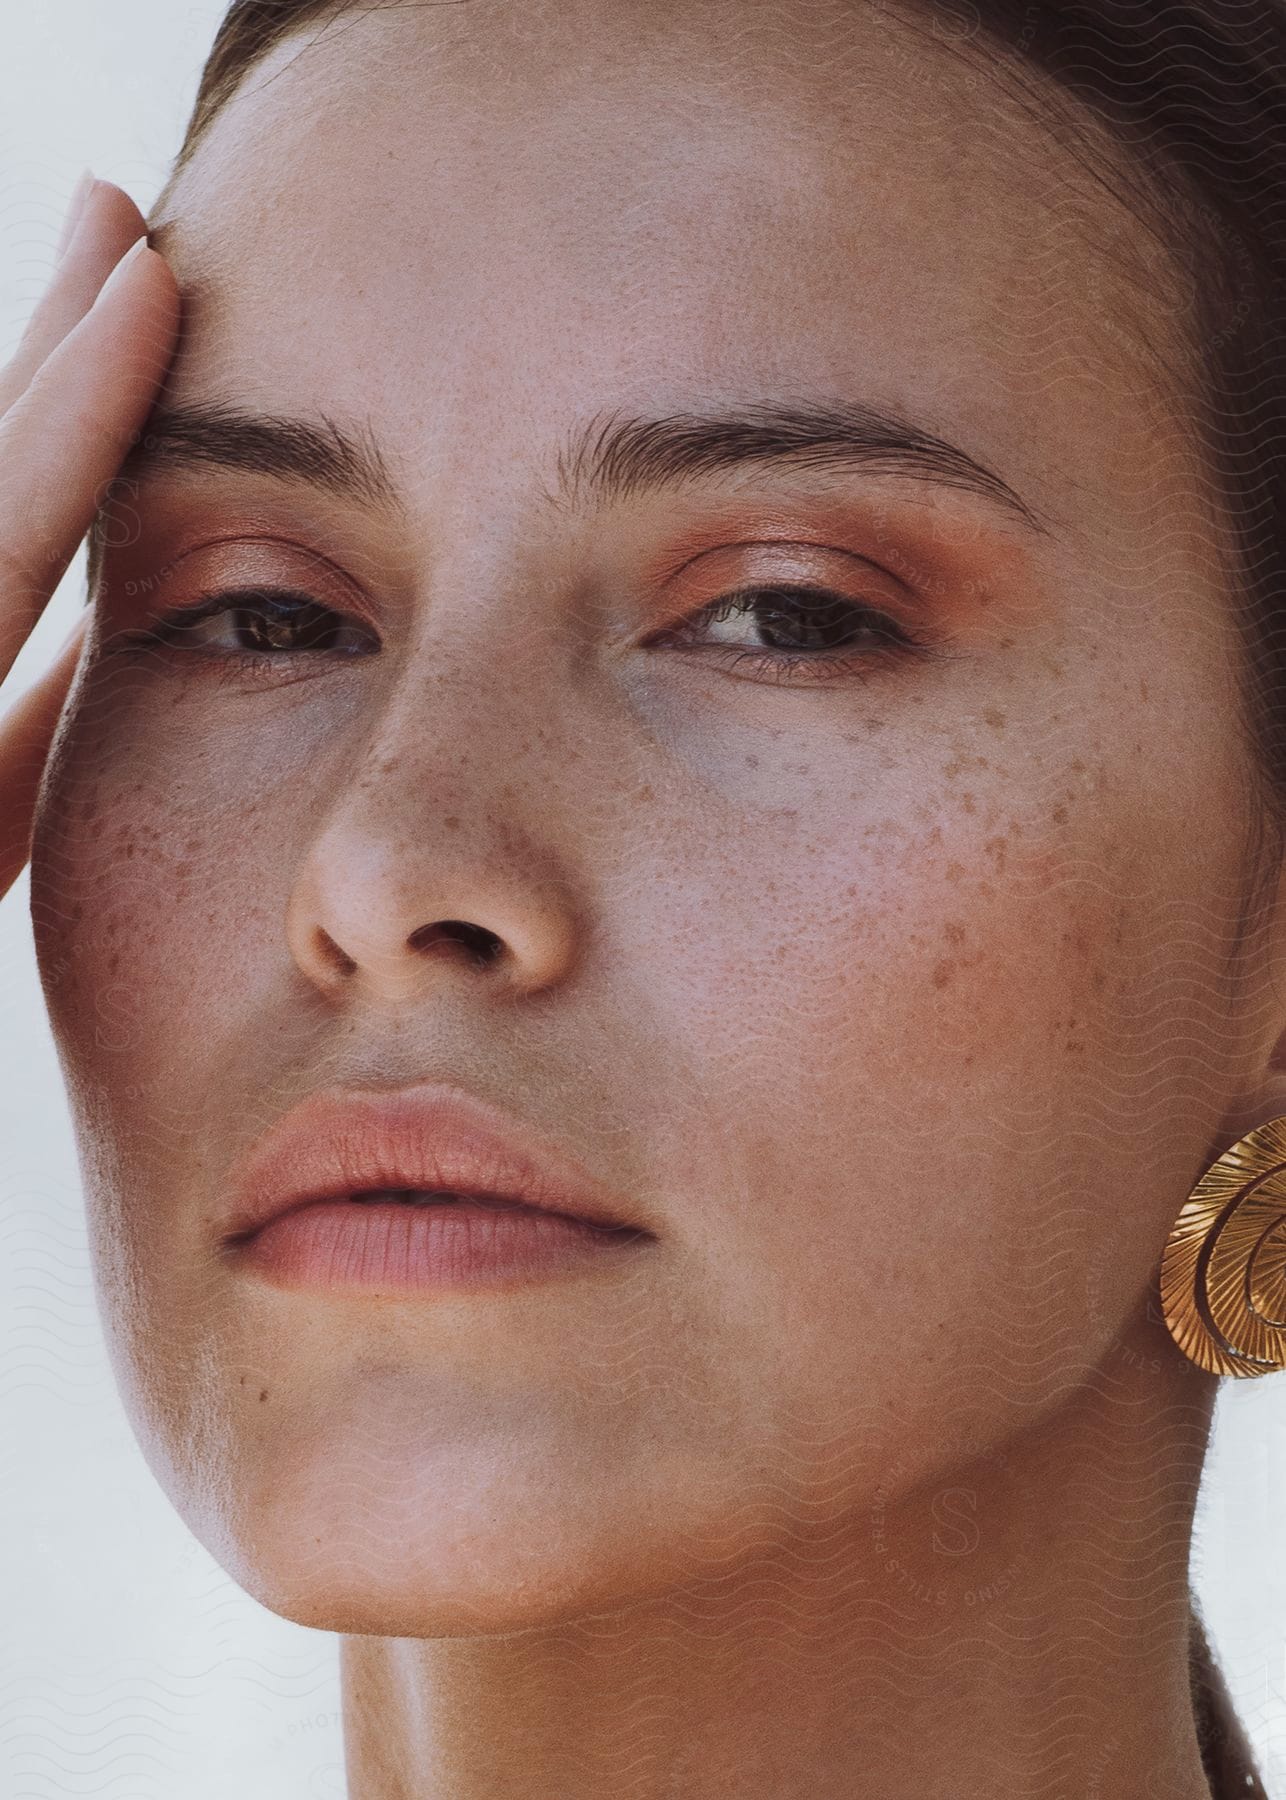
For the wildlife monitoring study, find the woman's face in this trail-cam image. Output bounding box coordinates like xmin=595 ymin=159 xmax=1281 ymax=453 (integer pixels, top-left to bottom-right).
xmin=29 ymin=0 xmax=1282 ymax=1634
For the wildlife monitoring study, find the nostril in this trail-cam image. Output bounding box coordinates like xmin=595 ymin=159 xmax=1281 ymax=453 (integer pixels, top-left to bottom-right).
xmin=314 ymin=926 xmax=358 ymax=977
xmin=408 ymin=920 xmax=504 ymax=967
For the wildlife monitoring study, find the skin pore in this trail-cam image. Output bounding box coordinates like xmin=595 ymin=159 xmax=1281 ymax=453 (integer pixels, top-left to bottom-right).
xmin=26 ymin=0 xmax=1286 ymax=1794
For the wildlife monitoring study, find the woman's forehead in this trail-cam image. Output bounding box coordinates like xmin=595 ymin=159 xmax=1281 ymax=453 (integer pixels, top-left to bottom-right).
xmin=149 ymin=0 xmax=1198 ymax=565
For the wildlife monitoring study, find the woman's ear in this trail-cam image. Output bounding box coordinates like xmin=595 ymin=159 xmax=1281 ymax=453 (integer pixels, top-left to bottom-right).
xmin=1218 ymin=911 xmax=1286 ymax=1146
xmin=1214 ymin=850 xmax=1286 ymax=1145
xmin=1234 ymin=1027 xmax=1286 ymax=1138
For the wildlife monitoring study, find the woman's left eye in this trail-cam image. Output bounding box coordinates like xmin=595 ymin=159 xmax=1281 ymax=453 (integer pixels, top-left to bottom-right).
xmin=137 ymin=587 xmax=377 ymax=657
xmin=652 ymin=583 xmax=938 ymax=684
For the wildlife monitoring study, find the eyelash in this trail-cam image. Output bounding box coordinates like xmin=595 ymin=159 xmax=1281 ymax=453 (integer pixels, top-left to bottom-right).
xmin=118 ymin=581 xmax=947 ymax=688
xmin=654 ymin=583 xmax=943 ymax=685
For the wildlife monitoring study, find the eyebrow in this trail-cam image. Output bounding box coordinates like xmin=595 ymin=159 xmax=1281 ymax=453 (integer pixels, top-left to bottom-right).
xmin=116 ymin=401 xmax=400 ymax=509
xmin=561 ymin=401 xmax=1052 ymax=533
xmin=108 ymin=394 xmax=1052 ymax=536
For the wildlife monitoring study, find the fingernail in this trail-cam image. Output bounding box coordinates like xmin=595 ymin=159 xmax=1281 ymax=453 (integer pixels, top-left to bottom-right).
xmin=55 ymin=168 xmax=97 ymax=263
xmin=92 ymin=234 xmax=151 ymax=306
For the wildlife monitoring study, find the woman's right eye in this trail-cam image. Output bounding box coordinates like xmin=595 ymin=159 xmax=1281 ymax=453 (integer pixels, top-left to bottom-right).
xmin=134 ymin=587 xmax=378 ymax=658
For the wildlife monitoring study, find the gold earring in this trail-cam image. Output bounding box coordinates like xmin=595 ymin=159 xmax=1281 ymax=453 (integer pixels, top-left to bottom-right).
xmin=1160 ymin=1114 xmax=1286 ymax=1377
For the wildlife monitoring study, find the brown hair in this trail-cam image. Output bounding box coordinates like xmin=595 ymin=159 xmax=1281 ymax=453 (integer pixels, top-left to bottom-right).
xmin=152 ymin=0 xmax=1286 ymax=862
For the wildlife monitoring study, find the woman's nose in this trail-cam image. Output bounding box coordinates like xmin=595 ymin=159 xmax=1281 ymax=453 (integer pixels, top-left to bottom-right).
xmin=283 ymin=709 xmax=583 ymax=1006
xmin=287 ymin=816 xmax=582 ymax=1004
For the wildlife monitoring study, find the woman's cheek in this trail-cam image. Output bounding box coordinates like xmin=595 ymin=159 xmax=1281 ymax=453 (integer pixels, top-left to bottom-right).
xmin=623 ymin=799 xmax=1137 ymax=1502
xmin=30 ymin=677 xmax=304 ymax=1097
xmin=875 ymin=792 xmax=1240 ymax=1328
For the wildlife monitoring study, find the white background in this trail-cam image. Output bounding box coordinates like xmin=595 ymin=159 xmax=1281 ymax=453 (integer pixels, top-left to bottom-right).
xmin=0 ymin=5 xmax=1284 ymax=1796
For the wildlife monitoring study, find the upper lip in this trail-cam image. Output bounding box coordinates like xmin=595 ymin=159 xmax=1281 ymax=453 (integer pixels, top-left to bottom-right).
xmin=222 ymin=1083 xmax=648 ymax=1244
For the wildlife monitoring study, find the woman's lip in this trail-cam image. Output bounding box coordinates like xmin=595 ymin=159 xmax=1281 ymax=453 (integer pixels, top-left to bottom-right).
xmin=232 ymin=1196 xmax=646 ymax=1292
xmin=221 ymin=1082 xmax=650 ymax=1246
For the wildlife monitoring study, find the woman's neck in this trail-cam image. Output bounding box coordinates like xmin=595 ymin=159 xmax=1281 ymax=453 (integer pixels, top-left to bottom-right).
xmin=341 ymin=1315 xmax=1222 ymax=1800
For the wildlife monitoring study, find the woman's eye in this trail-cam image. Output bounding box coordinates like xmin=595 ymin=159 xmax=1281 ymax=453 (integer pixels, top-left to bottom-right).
xmin=139 ymin=587 xmax=377 ymax=658
xmin=120 ymin=579 xmax=940 ymax=691
xmin=657 ymin=583 xmax=936 ymax=684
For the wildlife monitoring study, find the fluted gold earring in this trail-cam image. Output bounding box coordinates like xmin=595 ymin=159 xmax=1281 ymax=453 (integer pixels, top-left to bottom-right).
xmin=1160 ymin=1115 xmax=1286 ymax=1377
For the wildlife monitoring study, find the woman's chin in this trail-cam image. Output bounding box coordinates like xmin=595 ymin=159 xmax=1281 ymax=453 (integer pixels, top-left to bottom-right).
xmin=212 ymin=1525 xmax=669 ymax=1639
xmin=179 ymin=1458 xmax=701 ymax=1639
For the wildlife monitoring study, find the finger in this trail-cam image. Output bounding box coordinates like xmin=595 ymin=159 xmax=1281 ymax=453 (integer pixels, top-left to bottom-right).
xmin=0 ymin=237 xmax=181 ymax=682
xmin=55 ymin=169 xmax=97 ymax=262
xmin=0 ymin=616 xmax=88 ymax=903
xmin=0 ymin=179 xmax=150 ymax=419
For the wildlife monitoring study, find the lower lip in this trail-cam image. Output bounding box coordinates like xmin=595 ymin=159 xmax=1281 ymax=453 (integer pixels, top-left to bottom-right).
xmin=233 ymin=1198 xmax=647 ymax=1292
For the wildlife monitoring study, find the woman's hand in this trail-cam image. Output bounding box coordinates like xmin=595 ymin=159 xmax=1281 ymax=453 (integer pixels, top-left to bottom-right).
xmin=0 ymin=176 xmax=181 ymax=900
